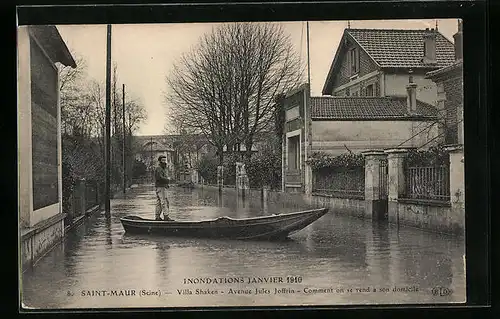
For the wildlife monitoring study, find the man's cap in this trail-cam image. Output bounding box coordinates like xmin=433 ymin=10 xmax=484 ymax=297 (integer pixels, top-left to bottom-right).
xmin=158 ymin=155 xmax=167 ymax=161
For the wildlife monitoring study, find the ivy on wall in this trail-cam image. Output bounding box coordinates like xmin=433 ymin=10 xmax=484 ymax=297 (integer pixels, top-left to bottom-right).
xmin=406 ymin=146 xmax=450 ymax=167
xmin=307 ymin=146 xmax=449 ymax=171
xmin=62 ymin=156 xmax=76 ymax=216
xmin=307 ymin=151 xmax=364 ymax=171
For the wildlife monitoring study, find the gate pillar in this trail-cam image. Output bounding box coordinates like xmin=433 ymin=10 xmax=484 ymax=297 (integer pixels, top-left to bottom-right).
xmin=362 ymin=150 xmax=388 ymax=220
xmin=384 ymin=148 xmax=411 ymax=225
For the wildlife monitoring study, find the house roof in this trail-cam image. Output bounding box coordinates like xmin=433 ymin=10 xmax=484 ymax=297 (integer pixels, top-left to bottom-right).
xmin=425 ymin=60 xmax=463 ymax=80
xmin=310 ymin=96 xmax=438 ymax=120
xmin=322 ymin=28 xmax=456 ymax=94
xmin=28 ymin=25 xmax=77 ymax=68
xmin=346 ymin=28 xmax=455 ymax=68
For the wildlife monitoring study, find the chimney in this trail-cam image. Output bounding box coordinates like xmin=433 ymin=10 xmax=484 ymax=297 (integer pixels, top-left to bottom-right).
xmin=422 ymin=28 xmax=437 ymax=65
xmin=406 ymin=70 xmax=417 ymax=113
xmin=453 ymin=19 xmax=463 ymax=60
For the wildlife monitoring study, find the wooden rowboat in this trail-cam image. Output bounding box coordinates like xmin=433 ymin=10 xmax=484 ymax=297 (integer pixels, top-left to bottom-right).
xmin=119 ymin=208 xmax=329 ymax=241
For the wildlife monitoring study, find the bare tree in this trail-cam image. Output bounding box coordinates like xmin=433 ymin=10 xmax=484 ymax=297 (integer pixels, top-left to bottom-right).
xmin=228 ymin=23 xmax=303 ymax=159
xmin=59 ymin=55 xmax=88 ymax=135
xmin=59 ymin=55 xmax=87 ymax=92
xmin=124 ymin=97 xmax=148 ymax=135
xmin=86 ymin=79 xmax=106 ymax=156
xmin=76 ymin=78 xmax=147 ymax=151
xmin=60 ymin=60 xmax=148 ymax=185
xmin=165 ymin=22 xmax=303 ymax=165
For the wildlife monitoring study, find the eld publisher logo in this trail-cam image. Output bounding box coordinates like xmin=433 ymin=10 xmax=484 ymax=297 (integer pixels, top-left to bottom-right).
xmin=431 ymin=286 xmax=453 ymax=297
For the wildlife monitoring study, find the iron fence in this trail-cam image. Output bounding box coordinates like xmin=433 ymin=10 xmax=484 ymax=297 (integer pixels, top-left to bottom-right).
xmin=312 ymin=167 xmax=365 ymax=199
xmin=85 ymin=180 xmax=100 ymax=210
xmin=405 ymin=165 xmax=450 ymax=201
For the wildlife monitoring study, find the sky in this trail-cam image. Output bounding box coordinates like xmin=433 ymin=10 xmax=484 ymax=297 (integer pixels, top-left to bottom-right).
xmin=56 ymin=19 xmax=459 ymax=136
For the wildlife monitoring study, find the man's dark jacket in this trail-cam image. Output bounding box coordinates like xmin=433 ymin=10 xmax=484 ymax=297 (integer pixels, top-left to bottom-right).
xmin=155 ymin=165 xmax=170 ymax=188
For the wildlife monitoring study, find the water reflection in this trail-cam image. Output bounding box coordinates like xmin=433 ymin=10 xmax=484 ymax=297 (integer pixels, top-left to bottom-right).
xmin=261 ymin=196 xmax=269 ymax=215
xmin=105 ymin=217 xmax=112 ymax=249
xmin=21 ymin=184 xmax=465 ymax=308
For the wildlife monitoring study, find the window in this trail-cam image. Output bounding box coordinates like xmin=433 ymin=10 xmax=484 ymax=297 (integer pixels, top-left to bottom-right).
xmin=353 ymin=90 xmax=359 ymax=97
xmin=366 ymin=84 xmax=374 ymax=96
xmin=349 ymin=48 xmax=359 ymax=75
xmin=287 ymin=135 xmax=300 ymax=170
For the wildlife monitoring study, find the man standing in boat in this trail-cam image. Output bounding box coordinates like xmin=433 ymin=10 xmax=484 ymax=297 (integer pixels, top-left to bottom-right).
xmin=155 ymin=155 xmax=174 ymax=221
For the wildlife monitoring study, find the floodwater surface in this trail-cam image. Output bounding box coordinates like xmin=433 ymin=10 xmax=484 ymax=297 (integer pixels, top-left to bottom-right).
xmin=21 ymin=184 xmax=466 ymax=309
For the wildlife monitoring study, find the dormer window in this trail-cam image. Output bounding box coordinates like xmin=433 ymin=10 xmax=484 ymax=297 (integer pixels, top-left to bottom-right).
xmin=349 ymin=47 xmax=359 ymax=75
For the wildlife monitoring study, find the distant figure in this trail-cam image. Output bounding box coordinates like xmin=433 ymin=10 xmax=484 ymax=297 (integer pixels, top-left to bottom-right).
xmin=154 ymin=155 xmax=173 ymax=221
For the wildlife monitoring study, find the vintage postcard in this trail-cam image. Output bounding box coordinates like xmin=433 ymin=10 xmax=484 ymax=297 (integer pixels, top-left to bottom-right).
xmin=18 ymin=18 xmax=466 ymax=310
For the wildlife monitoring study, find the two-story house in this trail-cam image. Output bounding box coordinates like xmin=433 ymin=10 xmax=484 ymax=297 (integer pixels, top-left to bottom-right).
xmin=322 ymin=27 xmax=456 ymax=106
xmin=281 ymin=25 xmax=460 ymax=194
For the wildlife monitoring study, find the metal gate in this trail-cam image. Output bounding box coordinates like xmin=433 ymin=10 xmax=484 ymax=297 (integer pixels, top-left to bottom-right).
xmin=379 ymin=159 xmax=388 ymax=199
xmin=376 ymin=158 xmax=389 ymax=220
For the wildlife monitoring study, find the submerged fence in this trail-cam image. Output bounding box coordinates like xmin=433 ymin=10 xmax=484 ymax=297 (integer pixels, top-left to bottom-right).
xmin=84 ymin=180 xmax=100 ymax=210
xmin=404 ymin=165 xmax=450 ymax=202
xmin=65 ymin=179 xmax=103 ymax=226
xmin=312 ymin=167 xmax=365 ymax=199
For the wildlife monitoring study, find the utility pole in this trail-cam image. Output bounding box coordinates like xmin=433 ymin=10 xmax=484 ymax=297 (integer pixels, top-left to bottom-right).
xmin=150 ymin=136 xmax=154 ymax=183
xmin=129 ymin=112 xmax=132 ymax=179
xmin=105 ymin=24 xmax=112 ymax=217
xmin=112 ymin=64 xmax=117 ymax=192
xmin=122 ymin=83 xmax=126 ymax=194
xmin=113 ymin=65 xmax=117 ymax=137
xmin=307 ymin=21 xmax=311 ymax=95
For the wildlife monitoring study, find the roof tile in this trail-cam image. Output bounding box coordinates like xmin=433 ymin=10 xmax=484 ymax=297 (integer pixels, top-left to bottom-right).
xmin=310 ymin=96 xmax=438 ymax=120
xmin=346 ymin=28 xmax=455 ymax=69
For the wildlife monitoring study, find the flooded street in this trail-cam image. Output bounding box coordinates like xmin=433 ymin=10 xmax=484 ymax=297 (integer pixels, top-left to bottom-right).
xmin=21 ymin=184 xmax=465 ymax=309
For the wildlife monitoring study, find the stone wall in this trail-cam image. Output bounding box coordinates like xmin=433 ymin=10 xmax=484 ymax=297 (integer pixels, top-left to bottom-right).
xmin=311 ymin=120 xmax=439 ymax=156
xmin=432 ymin=66 xmax=463 ymax=145
xmin=382 ymin=146 xmax=464 ymax=236
xmin=21 ymin=214 xmax=64 ymax=271
xmin=205 ymin=145 xmax=465 ymax=236
xmin=309 ymin=195 xmax=367 ymax=219
xmin=395 ymin=199 xmax=463 ymax=235
xmin=199 ymin=185 xmax=367 ymax=219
